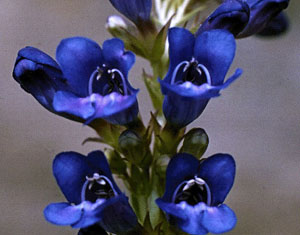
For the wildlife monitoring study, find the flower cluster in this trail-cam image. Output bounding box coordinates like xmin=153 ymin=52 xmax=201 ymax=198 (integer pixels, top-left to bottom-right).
xmin=12 ymin=0 xmax=289 ymax=234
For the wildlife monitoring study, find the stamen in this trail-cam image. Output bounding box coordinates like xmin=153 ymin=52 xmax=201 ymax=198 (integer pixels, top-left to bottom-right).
xmin=172 ymin=176 xmax=212 ymax=206
xmin=170 ymin=61 xmax=190 ymax=85
xmin=197 ymin=64 xmax=211 ymax=85
xmin=88 ymin=68 xmax=100 ymax=95
xmin=81 ymin=173 xmax=118 ymax=202
xmin=111 ymin=69 xmax=128 ymax=96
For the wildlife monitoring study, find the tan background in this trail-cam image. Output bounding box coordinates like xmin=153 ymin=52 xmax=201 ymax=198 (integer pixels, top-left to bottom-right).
xmin=0 ymin=1 xmax=299 ymax=234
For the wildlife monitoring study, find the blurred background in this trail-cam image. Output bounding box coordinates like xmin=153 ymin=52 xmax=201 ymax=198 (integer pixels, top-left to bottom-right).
xmin=0 ymin=0 xmax=299 ymax=234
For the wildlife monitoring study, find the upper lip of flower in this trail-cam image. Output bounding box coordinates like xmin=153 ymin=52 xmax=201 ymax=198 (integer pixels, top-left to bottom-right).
xmin=160 ymin=27 xmax=243 ymax=100
xmin=158 ymin=153 xmax=236 ymax=206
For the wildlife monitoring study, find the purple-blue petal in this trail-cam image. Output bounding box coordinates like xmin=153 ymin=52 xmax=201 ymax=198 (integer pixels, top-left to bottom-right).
xmin=86 ymin=91 xmax=139 ymax=125
xmin=17 ymin=46 xmax=60 ymax=69
xmin=238 ymin=0 xmax=289 ymax=38
xmin=200 ymin=204 xmax=237 ymax=234
xmin=53 ymin=91 xmax=96 ymax=119
xmin=196 ymin=0 xmax=250 ymax=37
xmin=161 ymin=86 xmax=209 ymax=128
xmin=194 ymin=29 xmax=236 ymax=86
xmin=86 ymin=151 xmax=121 ymax=195
xmin=198 ymin=154 xmax=236 ymax=206
xmin=13 ymin=47 xmax=67 ymax=112
xmin=156 ymin=200 xmax=236 ymax=235
xmin=53 ymin=152 xmax=95 ymax=204
xmin=109 ymin=0 xmax=152 ymax=23
xmin=257 ymin=12 xmax=289 ymax=36
xmin=102 ymin=38 xmax=135 ymax=77
xmin=162 ymin=153 xmax=200 ymax=202
xmin=56 ymin=37 xmax=103 ymax=96
xmin=44 ymin=202 xmax=83 ymax=226
xmin=164 ymin=28 xmax=195 ymax=84
xmin=73 ymin=195 xmax=137 ymax=234
xmin=95 ymin=195 xmax=138 ymax=234
xmin=156 ymin=200 xmax=209 ymax=235
xmin=160 ymin=71 xmax=242 ymax=127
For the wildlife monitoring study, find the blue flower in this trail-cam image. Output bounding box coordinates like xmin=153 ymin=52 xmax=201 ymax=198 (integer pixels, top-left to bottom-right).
xmin=237 ymin=0 xmax=289 ymax=38
xmin=13 ymin=37 xmax=139 ymax=125
xmin=196 ymin=0 xmax=250 ymax=37
xmin=44 ymin=150 xmax=138 ymax=234
xmin=159 ymin=28 xmax=242 ymax=128
xmin=156 ymin=153 xmax=236 ymax=235
xmin=257 ymin=12 xmax=289 ymax=36
xmin=109 ymin=0 xmax=152 ymax=25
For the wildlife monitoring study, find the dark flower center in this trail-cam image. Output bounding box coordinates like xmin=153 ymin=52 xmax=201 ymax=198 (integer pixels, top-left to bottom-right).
xmin=172 ymin=176 xmax=211 ymax=206
xmin=88 ymin=65 xmax=128 ymax=96
xmin=171 ymin=58 xmax=211 ymax=86
xmin=81 ymin=173 xmax=117 ymax=203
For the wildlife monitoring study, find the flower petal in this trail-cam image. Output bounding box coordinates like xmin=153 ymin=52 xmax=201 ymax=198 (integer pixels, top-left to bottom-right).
xmin=160 ymin=73 xmax=241 ymax=127
xmin=156 ymin=200 xmax=208 ymax=235
xmin=52 ymin=152 xmax=96 ymax=204
xmin=196 ymin=0 xmax=250 ymax=37
xmin=86 ymin=91 xmax=139 ymax=125
xmin=53 ymin=91 xmax=96 ymax=119
xmin=13 ymin=47 xmax=66 ymax=112
xmin=44 ymin=202 xmax=82 ymax=226
xmin=161 ymin=86 xmax=209 ymax=128
xmin=194 ymin=29 xmax=236 ymax=86
xmin=238 ymin=0 xmax=289 ymax=38
xmin=198 ymin=154 xmax=236 ymax=206
xmin=200 ymin=204 xmax=237 ymax=234
xmin=161 ymin=153 xmax=200 ymax=202
xmin=109 ymin=0 xmax=152 ymax=23
xmin=16 ymin=46 xmax=60 ymax=69
xmin=86 ymin=151 xmax=121 ymax=195
xmin=102 ymin=38 xmax=135 ymax=77
xmin=164 ymin=27 xmax=195 ymax=84
xmin=73 ymin=195 xmax=138 ymax=234
xmin=56 ymin=37 xmax=103 ymax=96
xmin=257 ymin=12 xmax=289 ymax=36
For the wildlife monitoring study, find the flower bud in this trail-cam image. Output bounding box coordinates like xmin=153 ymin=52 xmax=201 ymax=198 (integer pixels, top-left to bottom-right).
xmin=180 ymin=128 xmax=209 ymax=158
xmin=196 ymin=0 xmax=250 ymax=37
xmin=118 ymin=130 xmax=146 ymax=165
xmin=237 ymin=0 xmax=289 ymax=38
xmin=257 ymin=12 xmax=289 ymax=37
xmin=106 ymin=15 xmax=128 ymax=30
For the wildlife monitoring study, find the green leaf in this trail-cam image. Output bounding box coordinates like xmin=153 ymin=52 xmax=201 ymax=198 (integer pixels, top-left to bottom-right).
xmin=143 ymin=71 xmax=164 ymax=112
xmin=148 ymin=170 xmax=165 ymax=229
xmin=131 ymin=194 xmax=148 ymax=224
xmin=150 ymin=15 xmax=173 ymax=62
xmin=104 ymin=148 xmax=127 ymax=175
xmin=107 ymin=24 xmax=148 ymax=58
xmin=81 ymin=137 xmax=104 ymax=145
